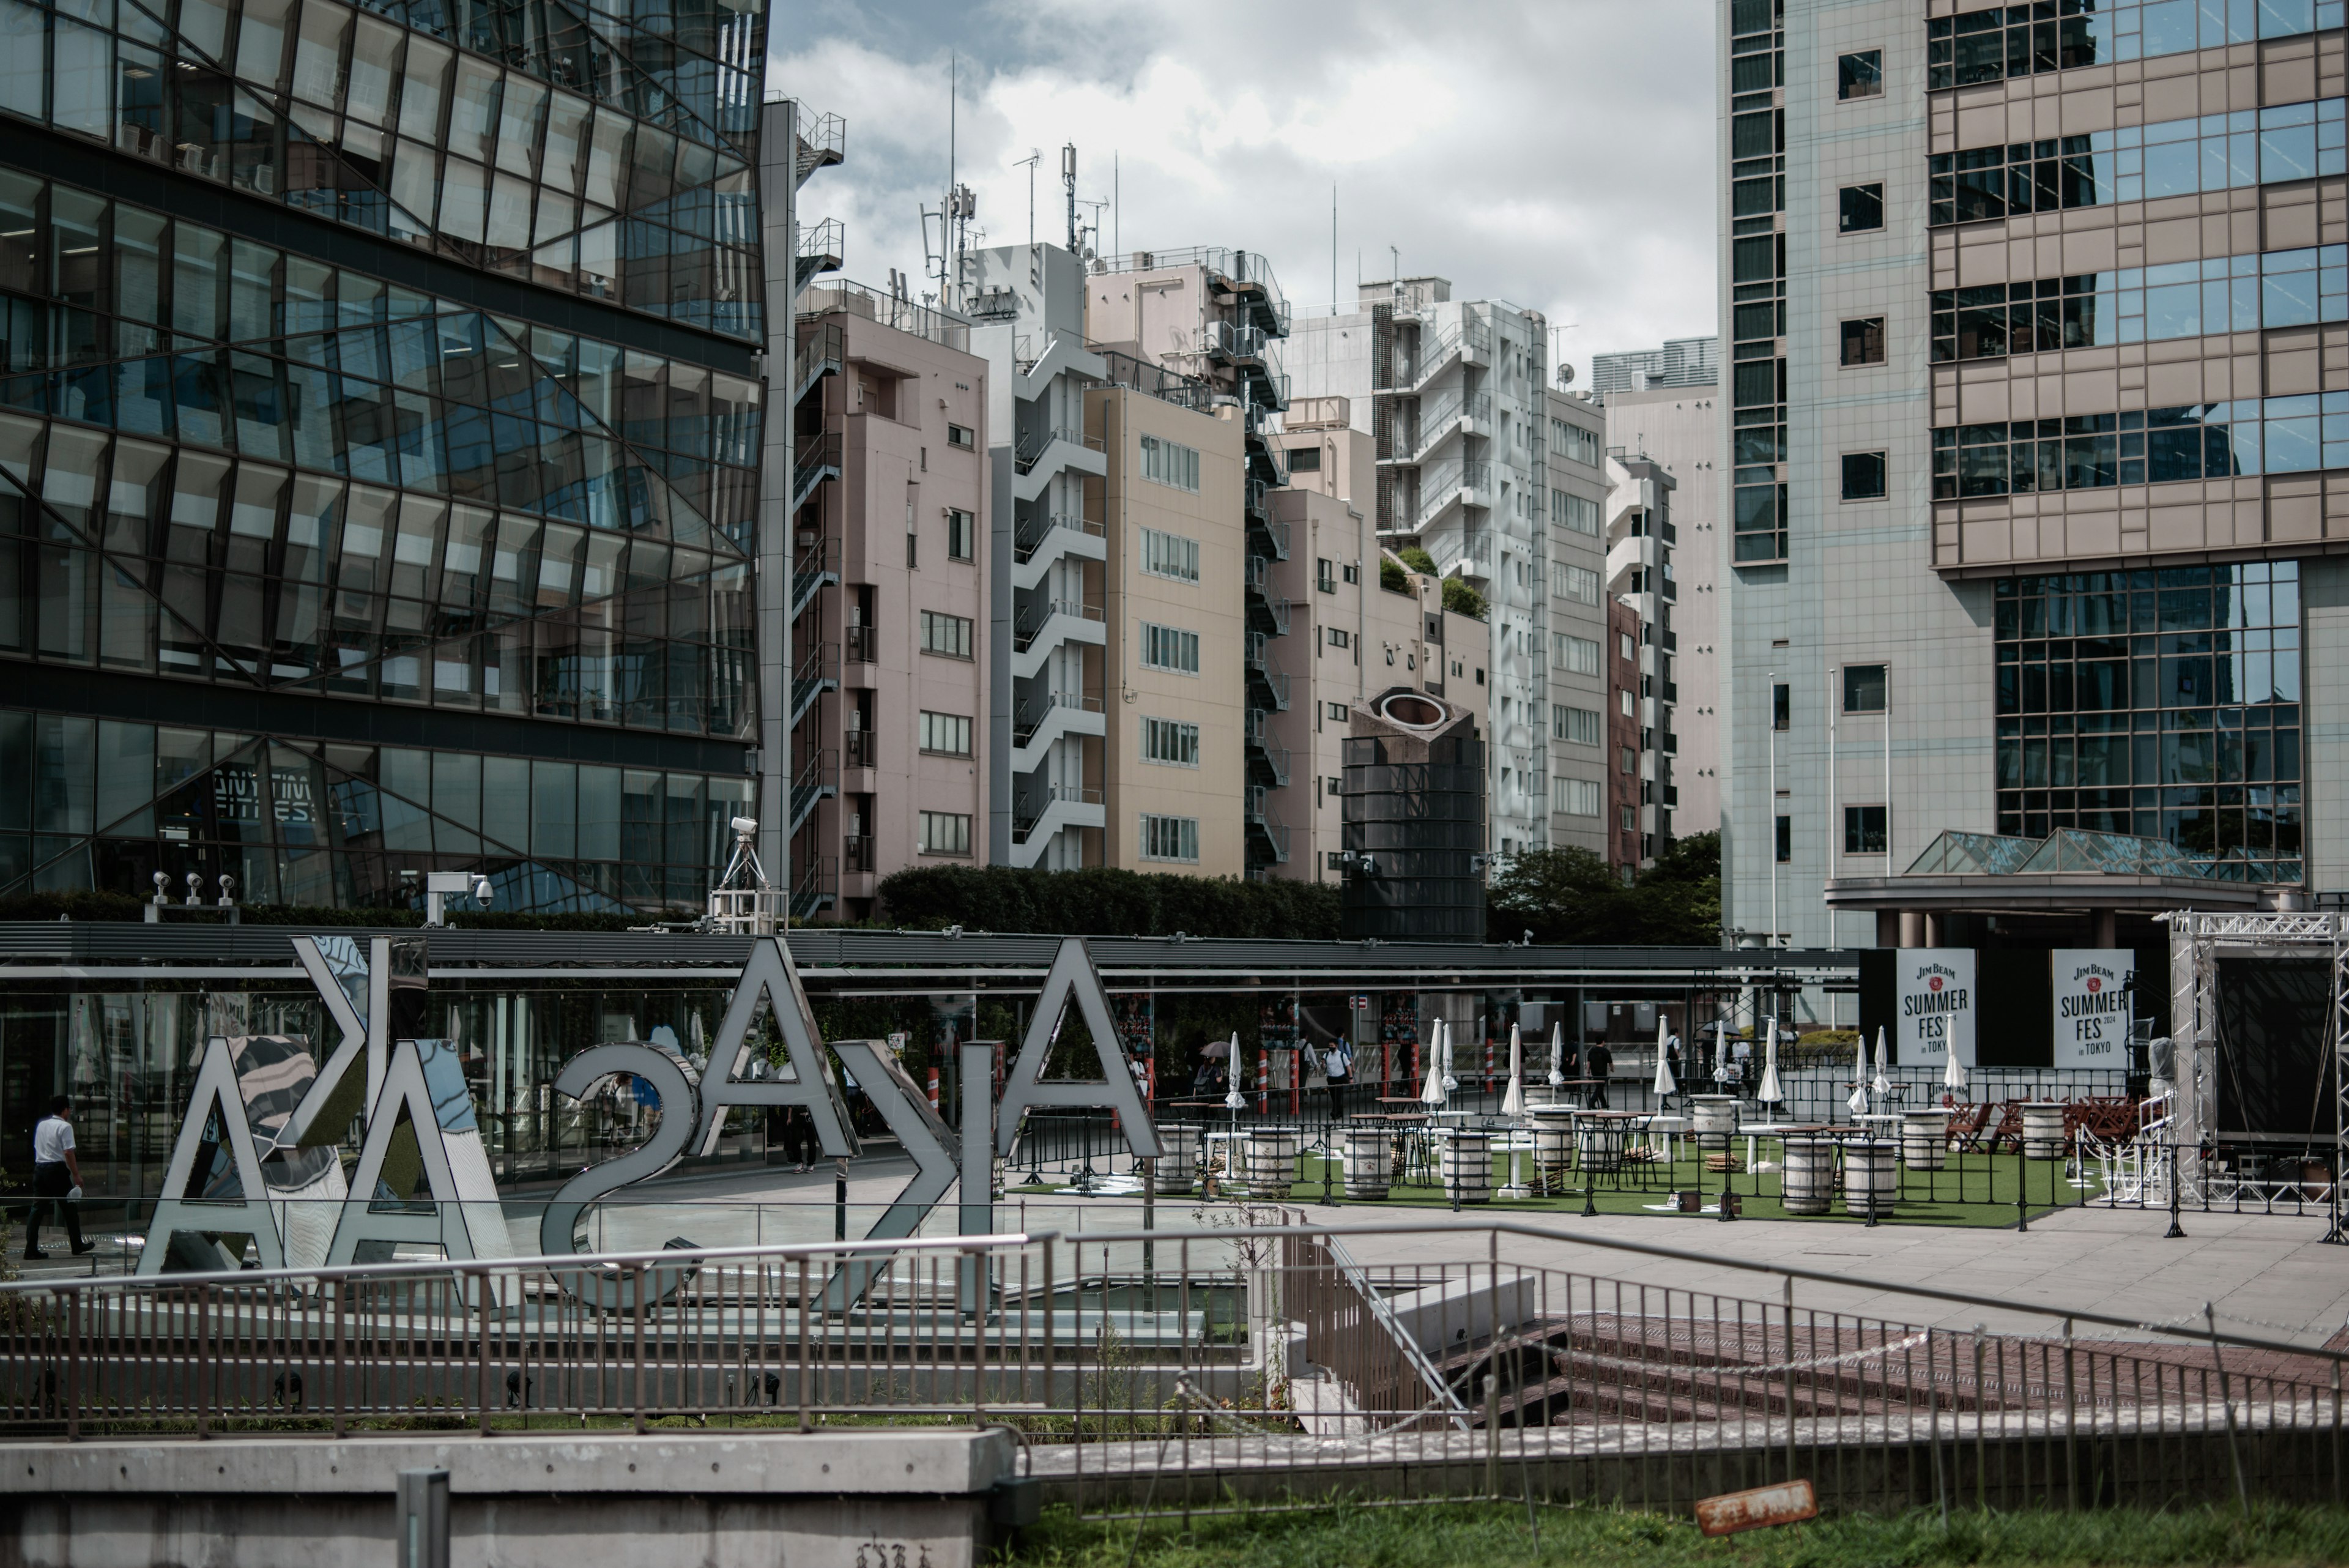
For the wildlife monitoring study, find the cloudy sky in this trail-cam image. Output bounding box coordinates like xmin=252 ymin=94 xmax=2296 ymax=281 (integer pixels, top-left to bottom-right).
xmin=768 ymin=0 xmax=1716 ymax=387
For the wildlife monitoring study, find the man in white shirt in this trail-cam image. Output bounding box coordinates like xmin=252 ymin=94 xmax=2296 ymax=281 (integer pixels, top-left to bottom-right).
xmin=25 ymin=1096 xmax=91 ymax=1258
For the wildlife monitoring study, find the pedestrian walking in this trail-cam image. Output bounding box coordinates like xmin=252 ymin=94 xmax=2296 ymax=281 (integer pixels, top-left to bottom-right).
xmin=24 ymin=1096 xmax=92 ymax=1259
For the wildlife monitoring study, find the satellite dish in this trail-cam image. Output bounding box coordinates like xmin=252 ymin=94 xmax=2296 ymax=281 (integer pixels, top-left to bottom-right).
xmin=1556 ymin=363 xmax=1576 ymax=387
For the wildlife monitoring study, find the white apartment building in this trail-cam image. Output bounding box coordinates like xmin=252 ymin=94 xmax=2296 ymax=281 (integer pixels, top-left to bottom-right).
xmin=962 ymin=243 xmax=1110 ymax=869
xmin=1543 ymin=392 xmax=1616 ymax=861
xmin=1601 ymin=371 xmax=1723 ymax=836
xmin=1290 ymin=278 xmax=1573 ymax=858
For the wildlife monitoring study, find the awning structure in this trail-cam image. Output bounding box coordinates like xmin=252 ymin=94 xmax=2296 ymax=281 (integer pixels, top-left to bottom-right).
xmin=1825 ymin=828 xmax=2277 ymax=917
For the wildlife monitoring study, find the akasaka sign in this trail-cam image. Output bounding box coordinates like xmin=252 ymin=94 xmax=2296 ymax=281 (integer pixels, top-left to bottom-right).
xmin=137 ymin=934 xmax=1154 ymax=1278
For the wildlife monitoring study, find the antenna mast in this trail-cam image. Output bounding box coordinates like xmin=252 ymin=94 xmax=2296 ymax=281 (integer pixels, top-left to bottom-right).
xmin=1061 ymin=144 xmax=1078 ymax=251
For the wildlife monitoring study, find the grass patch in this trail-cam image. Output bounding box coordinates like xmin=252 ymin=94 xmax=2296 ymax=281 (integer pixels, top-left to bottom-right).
xmin=1011 ymin=1499 xmax=2349 ymax=1567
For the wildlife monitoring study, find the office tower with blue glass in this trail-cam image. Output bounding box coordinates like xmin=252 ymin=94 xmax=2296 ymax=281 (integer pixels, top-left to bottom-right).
xmin=0 ymin=0 xmax=768 ymax=914
xmin=1724 ymin=0 xmax=2349 ymax=961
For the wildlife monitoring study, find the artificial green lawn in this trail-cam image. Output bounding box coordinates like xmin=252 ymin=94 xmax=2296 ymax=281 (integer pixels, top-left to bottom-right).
xmin=1013 ymin=1501 xmax=2349 ymax=1567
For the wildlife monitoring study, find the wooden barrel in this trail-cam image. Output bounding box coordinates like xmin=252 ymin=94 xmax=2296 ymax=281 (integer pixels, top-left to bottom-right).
xmin=1152 ymin=1129 xmax=1198 ymax=1194
xmin=1441 ymin=1133 xmax=1492 ymax=1205
xmin=1842 ymin=1135 xmax=1898 ymax=1217
xmin=1782 ymin=1134 xmax=1837 ymax=1216
xmin=1340 ymin=1127 xmax=1391 ymax=1200
xmin=1690 ymin=1095 xmax=1739 ymax=1139
xmin=1576 ymin=1121 xmax=1625 ymax=1175
xmin=1245 ymin=1129 xmax=1299 ymax=1198
xmin=1900 ymin=1110 xmax=1951 ymax=1171
xmin=1531 ymin=1122 xmax=1574 ymax=1195
xmin=2021 ymin=1102 xmax=2067 ymax=1159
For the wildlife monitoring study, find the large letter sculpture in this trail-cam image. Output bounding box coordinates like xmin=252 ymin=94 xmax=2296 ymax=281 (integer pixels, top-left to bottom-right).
xmin=325 ymin=1038 xmax=518 ymax=1266
xmin=694 ymin=937 xmax=859 ymax=1161
xmin=997 ymin=938 xmax=1162 ymax=1159
xmin=538 ymin=1044 xmax=703 ymax=1310
xmin=138 ymin=1036 xmax=288 ymax=1275
xmin=822 ymin=1040 xmax=959 ymax=1308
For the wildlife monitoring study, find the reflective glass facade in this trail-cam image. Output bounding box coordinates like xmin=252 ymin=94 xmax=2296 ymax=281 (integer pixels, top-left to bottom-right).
xmin=0 ymin=0 xmax=764 ymax=338
xmin=1994 ymin=563 xmax=2303 ymax=882
xmin=0 ymin=0 xmax=766 ymax=914
xmin=1928 ymin=0 xmax=2347 ymax=90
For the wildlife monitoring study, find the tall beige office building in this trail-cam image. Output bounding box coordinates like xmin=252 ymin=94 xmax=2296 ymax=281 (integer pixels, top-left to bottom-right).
xmin=1723 ymin=0 xmax=2334 ymax=952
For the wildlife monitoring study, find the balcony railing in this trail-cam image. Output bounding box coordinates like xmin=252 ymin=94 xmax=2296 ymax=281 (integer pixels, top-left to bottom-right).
xmin=798 ymin=279 xmax=971 ymax=352
xmin=1014 ymin=423 xmax=1105 ymax=475
xmin=1013 ymin=689 xmax=1104 ymax=746
xmin=845 ymin=728 xmax=875 ymax=768
xmin=791 ymin=108 xmax=845 ymax=184
xmin=1013 ymin=597 xmax=1105 ymax=652
xmin=845 ymin=623 xmax=875 ymax=664
xmin=844 ymin=834 xmax=876 ymax=875
xmin=1014 ymin=509 xmax=1107 ymax=564
xmin=1012 ymin=784 xmax=1104 ymax=842
xmin=1091 ymin=349 xmax=1217 ymax=412
xmin=790 ymin=431 xmax=842 ymax=510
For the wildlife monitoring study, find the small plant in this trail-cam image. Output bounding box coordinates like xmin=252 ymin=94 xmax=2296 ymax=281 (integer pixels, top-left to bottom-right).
xmin=1441 ymin=575 xmax=1487 ymax=621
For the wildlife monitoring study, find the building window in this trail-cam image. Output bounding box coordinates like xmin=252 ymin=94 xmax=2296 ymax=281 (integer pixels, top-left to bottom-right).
xmin=1554 ymin=563 xmax=1600 ymax=605
xmin=1139 ymin=433 xmax=1201 ymax=492
xmin=919 ymin=610 xmax=974 ymax=659
xmin=1931 ymin=246 xmax=2349 ymax=364
xmin=1140 ymin=813 xmax=1200 ymax=862
xmin=1316 ymin=557 xmax=1337 ymax=592
xmin=1925 ymin=4 xmax=2339 ymax=89
xmin=1620 ymin=746 xmax=1636 ymax=775
xmin=1838 ymin=49 xmax=1882 ymax=100
xmin=1775 ymin=813 xmax=1792 ymax=863
xmin=1843 ymin=663 xmax=1887 ymax=713
xmin=1557 ymin=777 xmax=1602 ymax=816
xmin=1839 ymin=182 xmax=1884 ymax=234
xmin=1140 ymin=527 xmax=1200 ymax=582
xmin=1841 ymin=451 xmax=1888 ymax=500
xmin=1841 ymin=317 xmax=1885 ymax=366
xmin=919 ymin=811 xmax=972 ymax=856
xmin=1288 ymin=446 xmax=1322 ymax=471
xmin=1554 ymin=634 xmax=1600 ymax=675
xmin=1619 ymin=688 xmax=1633 ymax=717
xmin=1326 ymin=700 xmax=1349 ymax=721
xmin=945 ymin=508 xmax=975 ymax=561
xmin=1554 ymin=492 xmax=1601 ymax=535
xmin=1324 ymin=775 xmax=1341 ymax=797
xmin=1621 ymin=806 xmax=1636 ymax=832
xmin=1326 ymin=850 xmax=1345 ymax=870
xmin=947 ymin=423 xmax=974 ymax=450
xmin=1553 ymin=423 xmax=1602 ymax=465
xmin=1992 ymin=562 xmax=2303 ymax=877
xmin=1342 ymin=562 xmax=1360 ymax=584
xmin=918 ymin=711 xmax=973 ymax=756
xmin=1326 ymin=626 xmax=1351 ymax=650
xmin=1141 ymin=716 xmax=1199 ymax=767
xmin=1140 ymin=622 xmax=1200 ymax=674
xmin=1773 ymin=682 xmax=1791 ymax=730
xmin=1555 ymin=706 xmax=1601 ymax=746
xmin=1844 ymin=804 xmax=1888 ymax=854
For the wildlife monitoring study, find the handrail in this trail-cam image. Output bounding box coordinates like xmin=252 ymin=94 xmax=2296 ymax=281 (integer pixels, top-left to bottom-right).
xmin=1014 ymin=423 xmax=1105 ymax=475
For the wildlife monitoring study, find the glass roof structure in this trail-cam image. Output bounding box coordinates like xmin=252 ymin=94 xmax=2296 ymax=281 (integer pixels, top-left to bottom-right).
xmin=1901 ymin=827 xmax=2254 ymax=881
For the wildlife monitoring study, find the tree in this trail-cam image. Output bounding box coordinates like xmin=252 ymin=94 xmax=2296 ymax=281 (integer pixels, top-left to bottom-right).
xmin=1486 ymin=831 xmax=1721 ymax=946
xmin=1441 ymin=576 xmax=1486 ymax=620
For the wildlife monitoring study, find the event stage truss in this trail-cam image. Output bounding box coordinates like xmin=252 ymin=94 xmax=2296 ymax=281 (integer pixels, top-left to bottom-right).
xmin=2162 ymin=910 xmax=2347 ymax=1237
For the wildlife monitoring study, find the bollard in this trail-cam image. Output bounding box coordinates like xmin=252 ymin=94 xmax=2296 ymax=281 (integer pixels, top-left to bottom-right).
xmin=2165 ymin=1136 xmax=2186 ymax=1239
xmin=395 ymin=1469 xmax=449 ymax=1568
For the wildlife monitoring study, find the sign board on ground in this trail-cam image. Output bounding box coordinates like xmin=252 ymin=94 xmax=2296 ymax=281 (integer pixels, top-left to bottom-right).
xmin=2050 ymin=948 xmax=2133 ymax=1069
xmin=1694 ymin=1479 xmax=1817 ymax=1537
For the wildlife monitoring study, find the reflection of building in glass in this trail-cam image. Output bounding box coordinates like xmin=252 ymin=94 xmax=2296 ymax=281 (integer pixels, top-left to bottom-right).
xmin=0 ymin=0 xmax=769 ymax=913
xmin=1993 ymin=563 xmax=2303 ymax=882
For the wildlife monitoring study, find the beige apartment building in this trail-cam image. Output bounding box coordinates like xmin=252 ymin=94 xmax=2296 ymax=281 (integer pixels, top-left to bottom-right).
xmin=1269 ymin=397 xmax=1486 ymax=879
xmin=1087 ymin=380 xmax=1250 ymax=878
xmin=790 ymin=283 xmax=990 ymax=921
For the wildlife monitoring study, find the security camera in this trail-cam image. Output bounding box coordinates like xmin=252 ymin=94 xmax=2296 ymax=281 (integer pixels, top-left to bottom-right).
xmin=730 ymin=815 xmax=759 ymax=838
xmin=472 ymin=876 xmax=494 ymax=906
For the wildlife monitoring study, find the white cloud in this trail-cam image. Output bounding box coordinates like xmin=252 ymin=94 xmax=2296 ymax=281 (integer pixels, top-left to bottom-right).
xmin=770 ymin=0 xmax=1717 ymax=383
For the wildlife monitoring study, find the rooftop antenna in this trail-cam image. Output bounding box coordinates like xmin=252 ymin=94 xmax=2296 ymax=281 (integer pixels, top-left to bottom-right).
xmin=1331 ymin=183 xmax=1338 ymax=316
xmin=1077 ymin=196 xmax=1108 ymax=261
xmin=1113 ymin=152 xmax=1119 ymax=259
xmin=1061 ymin=143 xmax=1078 ymax=251
xmin=1012 ymin=147 xmax=1040 ymax=245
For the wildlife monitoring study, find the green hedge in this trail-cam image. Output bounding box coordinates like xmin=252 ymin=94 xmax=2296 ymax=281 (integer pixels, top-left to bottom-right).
xmin=877 ymin=864 xmax=1340 ymax=940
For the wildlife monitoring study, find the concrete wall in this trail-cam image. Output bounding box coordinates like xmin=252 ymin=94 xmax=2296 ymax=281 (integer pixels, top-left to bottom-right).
xmin=1 ymin=1430 xmax=1018 ymax=1568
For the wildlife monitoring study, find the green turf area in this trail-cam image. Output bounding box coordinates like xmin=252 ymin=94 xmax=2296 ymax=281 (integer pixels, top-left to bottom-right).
xmin=1250 ymin=1149 xmax=2097 ymax=1228
xmin=1013 ymin=1501 xmax=2349 ymax=1567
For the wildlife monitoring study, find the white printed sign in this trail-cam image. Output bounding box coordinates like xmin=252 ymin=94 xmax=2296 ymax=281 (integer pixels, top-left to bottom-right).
xmin=2051 ymin=948 xmax=2133 ymax=1069
xmin=1896 ymin=949 xmax=1976 ymax=1068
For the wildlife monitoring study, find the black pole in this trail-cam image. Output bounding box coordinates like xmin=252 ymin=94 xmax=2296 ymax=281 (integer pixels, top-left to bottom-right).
xmin=1717 ymin=1132 xmax=1735 ymax=1221
xmin=834 ymin=1156 xmax=848 ymax=1241
xmin=2165 ymin=1135 xmax=2186 ymax=1239
xmin=1865 ymin=1134 xmax=1879 ymax=1228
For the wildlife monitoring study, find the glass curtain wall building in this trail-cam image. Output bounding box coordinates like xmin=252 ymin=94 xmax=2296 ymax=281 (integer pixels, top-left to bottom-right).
xmin=0 ymin=0 xmax=766 ymax=913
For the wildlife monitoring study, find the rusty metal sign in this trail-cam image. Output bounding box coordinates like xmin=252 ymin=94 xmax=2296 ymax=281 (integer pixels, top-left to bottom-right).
xmin=1694 ymin=1479 xmax=1817 ymax=1536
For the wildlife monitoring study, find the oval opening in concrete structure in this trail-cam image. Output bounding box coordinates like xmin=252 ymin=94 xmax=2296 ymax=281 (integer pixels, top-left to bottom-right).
xmin=1377 ymin=693 xmax=1445 ymax=729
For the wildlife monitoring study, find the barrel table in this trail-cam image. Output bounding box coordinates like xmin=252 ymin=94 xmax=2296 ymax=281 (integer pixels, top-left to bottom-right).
xmin=1340 ymin=1126 xmax=1392 ymax=1200
xmin=1842 ymin=1135 xmax=1898 ymax=1217
xmin=2021 ymin=1101 xmax=2068 ymax=1159
xmin=1900 ymin=1109 xmax=1952 ymax=1171
xmin=1441 ymin=1132 xmax=1493 ymax=1205
xmin=1246 ymin=1128 xmax=1299 ymax=1199
xmin=1781 ymin=1134 xmax=1838 ymax=1216
xmin=1152 ymin=1130 xmax=1198 ymax=1194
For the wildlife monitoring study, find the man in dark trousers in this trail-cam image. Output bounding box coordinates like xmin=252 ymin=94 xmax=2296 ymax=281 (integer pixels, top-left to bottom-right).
xmin=1584 ymin=1041 xmax=1614 ymax=1110
xmin=25 ymin=1096 xmax=92 ymax=1258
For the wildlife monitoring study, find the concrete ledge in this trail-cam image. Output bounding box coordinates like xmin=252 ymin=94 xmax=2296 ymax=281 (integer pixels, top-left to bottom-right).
xmin=1 ymin=1430 xmax=1018 ymax=1568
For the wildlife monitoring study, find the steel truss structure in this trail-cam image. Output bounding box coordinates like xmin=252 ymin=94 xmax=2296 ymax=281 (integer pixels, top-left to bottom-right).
xmin=2162 ymin=910 xmax=2347 ymax=1236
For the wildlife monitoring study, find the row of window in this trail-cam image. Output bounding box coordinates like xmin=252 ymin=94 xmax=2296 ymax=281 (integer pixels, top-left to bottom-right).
xmin=1554 ymin=776 xmax=1602 ymax=817
xmin=1928 ymin=245 xmax=2349 ymax=362
xmin=0 ymin=0 xmax=765 ymax=338
xmin=1139 ymin=812 xmax=1198 ymax=863
xmin=1554 ymin=633 xmax=1600 ymax=676
xmin=1548 ymin=419 xmax=1602 ymax=467
xmin=1138 ymin=434 xmax=1201 ymax=494
xmin=918 ymin=609 xmax=973 ymax=660
xmin=1926 ymin=100 xmax=2347 ymax=228
xmin=1768 ymin=807 xmax=1898 ymax=863
xmin=1931 ymin=396 xmax=2349 ymax=498
xmin=1140 ymin=621 xmax=1200 ymax=675
xmin=1140 ymin=527 xmax=1197 ymax=583
xmin=1552 ymin=490 xmax=1601 ymax=536
xmin=1927 ymin=0 xmax=2345 ymax=91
